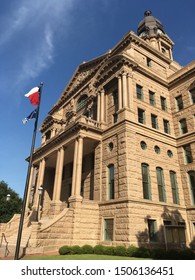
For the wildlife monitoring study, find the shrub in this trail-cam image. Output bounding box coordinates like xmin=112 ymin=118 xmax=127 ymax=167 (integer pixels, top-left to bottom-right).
xmin=59 ymin=245 xmax=71 ymax=255
xmin=94 ymin=245 xmax=105 ymax=255
xmin=126 ymin=245 xmax=138 ymax=257
xmin=151 ymin=248 xmax=167 ymax=260
xmin=70 ymin=245 xmax=82 ymax=255
xmin=81 ymin=245 xmax=94 ymax=254
xmin=133 ymin=247 xmax=151 ymax=258
xmin=164 ymin=249 xmax=180 ymax=260
xmin=114 ymin=246 xmax=127 ymax=256
xmin=179 ymin=248 xmax=195 ymax=260
xmin=103 ymin=246 xmax=115 ymax=255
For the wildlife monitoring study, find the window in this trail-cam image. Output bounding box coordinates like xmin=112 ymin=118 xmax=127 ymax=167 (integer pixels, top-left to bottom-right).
xmin=160 ymin=96 xmax=167 ymax=111
xmin=45 ymin=130 xmax=51 ymax=141
xmin=163 ymin=119 xmax=170 ymax=134
xmin=179 ymin=118 xmax=188 ymax=134
xmin=138 ymin=108 xmax=145 ymax=124
xmin=167 ymin=150 xmax=173 ymax=158
xmin=175 ymin=95 xmax=184 ymax=111
xmin=140 ymin=141 xmax=147 ymax=150
xmin=189 ymin=88 xmax=195 ymax=104
xmin=113 ymin=113 xmax=118 ymax=123
xmin=154 ymin=145 xmax=160 ymax=154
xmin=104 ymin=219 xmax=114 ymax=241
xmin=146 ymin=57 xmax=151 ymax=67
xmin=151 ymin=114 xmax=158 ymax=129
xmin=156 ymin=167 xmax=166 ymax=202
xmin=170 ymin=171 xmax=180 ymax=204
xmin=108 ymin=164 xmax=114 ymax=199
xmin=76 ymin=95 xmax=88 ymax=112
xmin=188 ymin=171 xmax=195 ymax=205
xmin=141 ymin=163 xmax=151 ymax=199
xmin=183 ymin=144 xmax=193 ymax=164
xmin=148 ymin=219 xmax=157 ymax=242
xmin=136 ymin=84 xmax=143 ymax=100
xmin=149 ymin=90 xmax=155 ymax=106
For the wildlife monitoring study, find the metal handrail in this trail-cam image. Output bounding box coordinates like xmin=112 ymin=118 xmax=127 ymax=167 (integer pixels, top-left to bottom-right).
xmin=0 ymin=233 xmax=10 ymax=257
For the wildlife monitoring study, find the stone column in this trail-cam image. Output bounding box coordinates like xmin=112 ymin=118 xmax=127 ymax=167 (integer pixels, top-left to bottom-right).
xmin=122 ymin=72 xmax=127 ymax=108
xmin=75 ymin=136 xmax=84 ymax=196
xmin=25 ymin=165 xmax=35 ymax=213
xmin=118 ymin=75 xmax=122 ymax=110
xmin=100 ymin=89 xmax=105 ymax=122
xmin=97 ymin=92 xmax=100 ymax=122
xmin=52 ymin=146 xmax=64 ymax=202
xmin=71 ymin=138 xmax=78 ymax=196
xmin=127 ymin=72 xmax=134 ymax=110
xmin=33 ymin=158 xmax=45 ymax=208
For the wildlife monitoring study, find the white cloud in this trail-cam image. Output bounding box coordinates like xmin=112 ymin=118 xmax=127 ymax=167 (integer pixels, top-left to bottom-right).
xmin=0 ymin=0 xmax=76 ymax=95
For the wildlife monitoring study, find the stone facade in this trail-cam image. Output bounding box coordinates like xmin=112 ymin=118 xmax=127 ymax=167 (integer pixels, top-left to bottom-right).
xmin=10 ymin=11 xmax=195 ymax=253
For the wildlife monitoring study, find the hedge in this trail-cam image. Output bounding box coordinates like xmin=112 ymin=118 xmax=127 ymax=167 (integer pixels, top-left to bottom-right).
xmin=58 ymin=244 xmax=195 ymax=260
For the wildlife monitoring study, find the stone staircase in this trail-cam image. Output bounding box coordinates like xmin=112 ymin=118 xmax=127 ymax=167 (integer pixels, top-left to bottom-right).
xmin=0 ymin=227 xmax=32 ymax=259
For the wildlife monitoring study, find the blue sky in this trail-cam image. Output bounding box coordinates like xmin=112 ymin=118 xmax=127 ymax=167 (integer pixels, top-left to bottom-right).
xmin=0 ymin=0 xmax=195 ymax=198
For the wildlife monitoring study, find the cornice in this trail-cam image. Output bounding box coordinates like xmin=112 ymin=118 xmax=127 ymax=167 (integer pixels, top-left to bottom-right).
xmin=40 ymin=115 xmax=64 ymax=132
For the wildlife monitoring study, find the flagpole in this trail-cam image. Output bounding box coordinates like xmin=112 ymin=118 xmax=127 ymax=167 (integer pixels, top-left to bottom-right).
xmin=14 ymin=82 xmax=44 ymax=260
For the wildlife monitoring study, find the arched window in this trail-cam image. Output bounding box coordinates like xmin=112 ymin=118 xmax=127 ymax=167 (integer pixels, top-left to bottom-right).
xmin=108 ymin=164 xmax=114 ymax=200
xmin=141 ymin=163 xmax=151 ymax=200
xmin=156 ymin=167 xmax=166 ymax=202
xmin=76 ymin=94 xmax=88 ymax=112
xmin=188 ymin=171 xmax=195 ymax=205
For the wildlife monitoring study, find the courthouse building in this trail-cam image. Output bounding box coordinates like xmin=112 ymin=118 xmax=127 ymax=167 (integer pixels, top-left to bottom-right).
xmin=2 ymin=11 xmax=195 ymax=254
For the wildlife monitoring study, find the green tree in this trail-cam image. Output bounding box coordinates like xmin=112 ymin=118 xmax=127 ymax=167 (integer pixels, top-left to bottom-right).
xmin=0 ymin=180 xmax=22 ymax=223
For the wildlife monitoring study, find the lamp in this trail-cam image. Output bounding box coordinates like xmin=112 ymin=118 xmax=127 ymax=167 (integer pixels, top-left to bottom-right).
xmin=6 ymin=194 xmax=11 ymax=201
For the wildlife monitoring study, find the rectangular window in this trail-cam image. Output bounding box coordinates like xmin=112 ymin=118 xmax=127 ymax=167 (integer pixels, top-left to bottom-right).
xmin=170 ymin=171 xmax=180 ymax=204
xmin=151 ymin=114 xmax=158 ymax=129
xmin=160 ymin=96 xmax=167 ymax=111
xmin=138 ymin=108 xmax=145 ymax=124
xmin=183 ymin=144 xmax=193 ymax=164
xmin=189 ymin=88 xmax=195 ymax=104
xmin=149 ymin=90 xmax=155 ymax=106
xmin=156 ymin=167 xmax=166 ymax=202
xmin=113 ymin=90 xmax=118 ymax=108
xmin=179 ymin=118 xmax=188 ymax=134
xmin=163 ymin=119 xmax=170 ymax=134
xmin=113 ymin=113 xmax=118 ymax=123
xmin=136 ymin=84 xmax=143 ymax=100
xmin=141 ymin=163 xmax=151 ymax=199
xmin=104 ymin=219 xmax=114 ymax=241
xmin=188 ymin=171 xmax=195 ymax=205
xmin=108 ymin=164 xmax=114 ymax=199
xmin=175 ymin=95 xmax=184 ymax=111
xmin=148 ymin=219 xmax=157 ymax=242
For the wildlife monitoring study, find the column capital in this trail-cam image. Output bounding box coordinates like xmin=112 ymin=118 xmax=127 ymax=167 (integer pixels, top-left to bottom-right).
xmin=127 ymin=72 xmax=133 ymax=78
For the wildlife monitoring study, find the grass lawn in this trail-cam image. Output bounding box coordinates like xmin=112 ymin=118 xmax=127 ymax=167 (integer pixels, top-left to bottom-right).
xmin=22 ymin=254 xmax=151 ymax=260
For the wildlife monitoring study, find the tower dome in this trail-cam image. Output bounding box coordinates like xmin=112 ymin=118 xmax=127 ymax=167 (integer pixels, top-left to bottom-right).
xmin=137 ymin=10 xmax=165 ymax=38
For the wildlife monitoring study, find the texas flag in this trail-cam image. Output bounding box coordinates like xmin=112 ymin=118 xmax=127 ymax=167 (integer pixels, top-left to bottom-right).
xmin=24 ymin=86 xmax=40 ymax=106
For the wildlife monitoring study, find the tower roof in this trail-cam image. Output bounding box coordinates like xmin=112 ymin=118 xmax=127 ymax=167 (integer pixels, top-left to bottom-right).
xmin=137 ymin=10 xmax=165 ymax=38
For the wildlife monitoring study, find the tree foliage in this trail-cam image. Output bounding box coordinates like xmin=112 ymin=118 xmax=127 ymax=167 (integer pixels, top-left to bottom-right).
xmin=0 ymin=180 xmax=22 ymax=223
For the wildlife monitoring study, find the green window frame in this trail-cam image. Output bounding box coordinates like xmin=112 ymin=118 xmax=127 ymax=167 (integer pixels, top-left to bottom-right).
xmin=156 ymin=167 xmax=166 ymax=202
xmin=141 ymin=163 xmax=151 ymax=200
xmin=136 ymin=84 xmax=143 ymax=100
xmin=76 ymin=95 xmax=88 ymax=112
xmin=149 ymin=90 xmax=155 ymax=106
xmin=170 ymin=171 xmax=180 ymax=204
xmin=160 ymin=96 xmax=167 ymax=111
xmin=188 ymin=171 xmax=195 ymax=205
xmin=104 ymin=219 xmax=114 ymax=241
xmin=148 ymin=219 xmax=157 ymax=242
xmin=108 ymin=164 xmax=114 ymax=200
